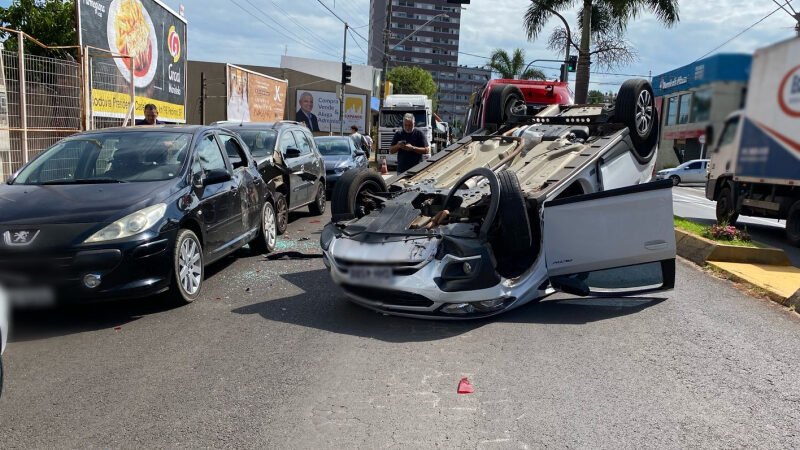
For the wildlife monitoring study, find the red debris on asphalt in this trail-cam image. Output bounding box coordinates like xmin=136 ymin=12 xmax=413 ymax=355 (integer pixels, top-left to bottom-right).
xmin=309 ymin=220 xmax=321 ymax=223
xmin=113 ymin=326 xmax=121 ymax=331
xmin=457 ymin=377 xmax=474 ymax=394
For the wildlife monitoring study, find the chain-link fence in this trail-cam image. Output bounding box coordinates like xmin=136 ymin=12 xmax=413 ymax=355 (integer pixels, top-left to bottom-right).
xmin=87 ymin=47 xmax=135 ymax=130
xmin=0 ymin=31 xmax=82 ymax=181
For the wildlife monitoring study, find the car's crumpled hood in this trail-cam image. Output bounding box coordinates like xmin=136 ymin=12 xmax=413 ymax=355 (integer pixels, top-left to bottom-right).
xmin=0 ymin=180 xmax=178 ymax=224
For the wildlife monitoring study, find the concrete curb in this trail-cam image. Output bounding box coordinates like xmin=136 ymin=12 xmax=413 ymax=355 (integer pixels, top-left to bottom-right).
xmin=675 ymin=228 xmax=800 ymax=308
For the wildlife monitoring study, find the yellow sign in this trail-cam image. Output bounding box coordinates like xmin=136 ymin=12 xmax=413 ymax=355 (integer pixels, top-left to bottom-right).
xmin=91 ymin=89 xmax=186 ymax=122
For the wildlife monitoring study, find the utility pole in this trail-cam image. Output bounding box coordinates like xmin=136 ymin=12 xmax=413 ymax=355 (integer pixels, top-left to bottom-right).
xmin=380 ymin=0 xmax=392 ymax=111
xmin=340 ymin=22 xmax=348 ymax=136
xmin=200 ymin=72 xmax=206 ymax=125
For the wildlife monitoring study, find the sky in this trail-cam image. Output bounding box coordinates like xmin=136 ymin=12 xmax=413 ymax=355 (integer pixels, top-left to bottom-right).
xmin=2 ymin=0 xmax=799 ymax=92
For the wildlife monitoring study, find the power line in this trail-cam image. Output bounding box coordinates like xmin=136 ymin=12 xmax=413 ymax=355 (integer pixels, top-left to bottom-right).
xmin=348 ymin=28 xmax=368 ymax=58
xmin=693 ymin=2 xmax=788 ymax=62
xmin=240 ymin=0 xmax=337 ymax=54
xmin=228 ymin=0 xmax=340 ymax=59
xmin=315 ymin=0 xmax=347 ymax=25
xmin=258 ymin=0 xmax=340 ymax=53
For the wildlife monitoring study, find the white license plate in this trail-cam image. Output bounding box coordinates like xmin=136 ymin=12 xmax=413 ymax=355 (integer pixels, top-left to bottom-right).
xmin=349 ymin=266 xmax=392 ymax=283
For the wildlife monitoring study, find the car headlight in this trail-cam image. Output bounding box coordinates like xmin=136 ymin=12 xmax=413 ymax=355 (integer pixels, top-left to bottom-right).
xmin=84 ymin=204 xmax=167 ymax=243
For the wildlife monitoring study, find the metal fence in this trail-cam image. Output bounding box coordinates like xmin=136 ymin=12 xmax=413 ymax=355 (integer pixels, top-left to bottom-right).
xmin=87 ymin=48 xmax=135 ymax=130
xmin=0 ymin=33 xmax=83 ymax=181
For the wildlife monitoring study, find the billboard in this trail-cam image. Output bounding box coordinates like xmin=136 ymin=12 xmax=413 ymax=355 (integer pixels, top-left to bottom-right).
xmin=295 ymin=90 xmax=367 ymax=133
xmin=78 ymin=0 xmax=187 ymax=122
xmin=226 ymin=65 xmax=288 ymax=122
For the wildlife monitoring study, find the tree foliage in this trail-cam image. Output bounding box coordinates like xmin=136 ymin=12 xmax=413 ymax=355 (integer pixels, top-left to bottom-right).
xmin=0 ymin=0 xmax=77 ymax=57
xmin=387 ymin=66 xmax=438 ymax=108
xmin=486 ymin=48 xmax=546 ymax=80
xmin=524 ymin=0 xmax=679 ymax=103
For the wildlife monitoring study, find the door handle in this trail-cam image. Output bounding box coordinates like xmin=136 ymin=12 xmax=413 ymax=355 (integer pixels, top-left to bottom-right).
xmin=644 ymin=240 xmax=668 ymax=251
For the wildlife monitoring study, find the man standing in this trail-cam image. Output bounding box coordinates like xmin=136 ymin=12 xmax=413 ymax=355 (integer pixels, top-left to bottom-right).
xmin=349 ymin=125 xmax=370 ymax=158
xmin=135 ymin=104 xmax=164 ymax=125
xmin=295 ymin=92 xmax=320 ymax=132
xmin=389 ymin=113 xmax=429 ymax=174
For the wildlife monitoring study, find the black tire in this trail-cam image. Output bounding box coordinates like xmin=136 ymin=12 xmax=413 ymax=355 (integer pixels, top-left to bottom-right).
xmin=786 ymin=200 xmax=800 ymax=247
xmin=171 ymin=229 xmax=203 ymax=304
xmin=715 ymin=186 xmax=739 ymax=226
xmin=331 ymin=168 xmax=387 ymax=222
xmin=274 ymin=192 xmax=288 ymax=235
xmin=615 ymin=79 xmax=656 ymax=155
xmin=308 ymin=182 xmax=326 ymax=216
xmin=484 ymin=85 xmax=524 ymax=130
xmin=670 ymin=175 xmax=680 ymax=186
xmin=249 ymin=200 xmax=277 ymax=254
xmin=493 ymin=170 xmax=533 ymax=278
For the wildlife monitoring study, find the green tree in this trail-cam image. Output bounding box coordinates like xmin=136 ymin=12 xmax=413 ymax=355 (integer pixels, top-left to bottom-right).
xmin=486 ymin=48 xmax=546 ymax=80
xmin=387 ymin=66 xmax=438 ymax=108
xmin=525 ymin=0 xmax=679 ymax=103
xmin=0 ymin=0 xmax=77 ymax=57
xmin=587 ymin=89 xmax=605 ymax=103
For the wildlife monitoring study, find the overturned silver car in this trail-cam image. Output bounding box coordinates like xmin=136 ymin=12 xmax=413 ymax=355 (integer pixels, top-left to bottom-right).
xmin=321 ymin=80 xmax=676 ymax=319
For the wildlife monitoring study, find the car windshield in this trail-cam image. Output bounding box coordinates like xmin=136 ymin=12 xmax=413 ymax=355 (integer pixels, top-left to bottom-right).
xmin=236 ymin=130 xmax=277 ymax=157
xmin=12 ymin=132 xmax=191 ymax=185
xmin=380 ymin=111 xmax=427 ymax=128
xmin=315 ymin=138 xmax=352 ymax=156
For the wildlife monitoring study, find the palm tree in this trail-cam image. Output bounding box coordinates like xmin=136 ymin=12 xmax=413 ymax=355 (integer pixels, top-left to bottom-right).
xmin=487 ymin=48 xmax=546 ymax=80
xmin=525 ymin=0 xmax=679 ymax=103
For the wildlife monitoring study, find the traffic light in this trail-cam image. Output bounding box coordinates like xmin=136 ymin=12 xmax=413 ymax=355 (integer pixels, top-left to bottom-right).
xmin=341 ymin=63 xmax=352 ymax=85
xmin=566 ymin=55 xmax=577 ymax=72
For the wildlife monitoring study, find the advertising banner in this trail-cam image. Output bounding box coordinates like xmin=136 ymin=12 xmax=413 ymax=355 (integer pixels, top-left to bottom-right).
xmin=78 ymin=0 xmax=187 ymax=122
xmin=295 ymin=89 xmax=367 ymax=133
xmin=226 ymin=64 xmax=288 ymax=122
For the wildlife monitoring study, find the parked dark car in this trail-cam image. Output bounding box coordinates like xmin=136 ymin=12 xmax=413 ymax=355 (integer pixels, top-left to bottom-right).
xmin=214 ymin=121 xmax=326 ymax=234
xmin=0 ymin=126 xmax=278 ymax=305
xmin=314 ymin=136 xmax=369 ymax=192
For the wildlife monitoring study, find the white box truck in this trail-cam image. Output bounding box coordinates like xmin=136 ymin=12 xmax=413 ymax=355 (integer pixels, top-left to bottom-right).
xmin=377 ymin=94 xmax=433 ymax=168
xmin=706 ymin=36 xmax=800 ymax=245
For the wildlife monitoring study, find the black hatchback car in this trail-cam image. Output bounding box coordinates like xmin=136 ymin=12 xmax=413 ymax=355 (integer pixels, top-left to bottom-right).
xmin=214 ymin=121 xmax=326 ymax=234
xmin=0 ymin=126 xmax=278 ymax=305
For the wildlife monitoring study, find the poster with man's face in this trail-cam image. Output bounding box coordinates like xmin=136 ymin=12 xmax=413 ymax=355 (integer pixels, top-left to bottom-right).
xmin=295 ymin=90 xmax=366 ymax=133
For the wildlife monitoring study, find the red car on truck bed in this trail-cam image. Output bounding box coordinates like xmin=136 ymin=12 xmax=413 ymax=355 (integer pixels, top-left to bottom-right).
xmin=464 ymin=79 xmax=574 ymax=135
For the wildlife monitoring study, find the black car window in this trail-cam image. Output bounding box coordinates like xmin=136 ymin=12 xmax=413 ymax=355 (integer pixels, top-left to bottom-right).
xmin=193 ymin=135 xmax=228 ymax=173
xmin=218 ymin=134 xmax=249 ymax=169
xmin=279 ymin=132 xmax=297 ymax=153
xmin=316 ymin=139 xmax=352 ymax=156
xmin=686 ymin=162 xmax=702 ymax=170
xmin=292 ymin=130 xmax=312 ymax=155
xmin=236 ymin=130 xmax=277 ymax=158
xmin=13 ymin=132 xmax=191 ymax=185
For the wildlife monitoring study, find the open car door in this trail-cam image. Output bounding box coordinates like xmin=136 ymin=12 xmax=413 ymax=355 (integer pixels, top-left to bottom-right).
xmin=543 ymin=180 xmax=676 ymax=297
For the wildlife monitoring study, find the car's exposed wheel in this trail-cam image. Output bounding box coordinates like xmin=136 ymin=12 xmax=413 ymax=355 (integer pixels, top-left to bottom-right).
xmin=331 ymin=168 xmax=387 ymax=222
xmin=786 ymin=200 xmax=800 ymax=247
xmin=715 ymin=186 xmax=739 ymax=226
xmin=250 ymin=200 xmax=277 ymax=254
xmin=274 ymin=192 xmax=288 ymax=235
xmin=484 ymin=84 xmax=524 ymax=131
xmin=493 ymin=170 xmax=533 ymax=278
xmin=171 ymin=229 xmax=203 ymax=304
xmin=309 ymin=183 xmax=326 ymax=216
xmin=670 ymin=175 xmax=680 ymax=186
xmin=615 ymin=79 xmax=657 ymax=158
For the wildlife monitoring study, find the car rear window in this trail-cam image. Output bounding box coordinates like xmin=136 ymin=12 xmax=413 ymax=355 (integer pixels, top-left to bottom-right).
xmin=236 ymin=130 xmax=278 ymax=157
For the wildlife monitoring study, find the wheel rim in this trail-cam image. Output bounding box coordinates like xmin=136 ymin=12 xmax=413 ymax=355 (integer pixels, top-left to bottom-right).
xmin=635 ymin=89 xmax=653 ymax=136
xmin=263 ymin=203 xmax=276 ymax=248
xmin=671 ymin=176 xmax=679 ymax=186
xmin=178 ymin=236 xmax=202 ymax=295
xmin=317 ymin=186 xmax=325 ymax=211
xmin=276 ymin=196 xmax=287 ymax=230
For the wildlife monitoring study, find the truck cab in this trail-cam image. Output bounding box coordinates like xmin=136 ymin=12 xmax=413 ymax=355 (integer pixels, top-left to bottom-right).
xmin=705 ymin=110 xmax=742 ymax=202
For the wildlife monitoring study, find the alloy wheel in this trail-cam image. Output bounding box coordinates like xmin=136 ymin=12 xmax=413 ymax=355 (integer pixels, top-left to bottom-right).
xmin=635 ymin=89 xmax=653 ymax=137
xmin=179 ymin=236 xmax=202 ymax=295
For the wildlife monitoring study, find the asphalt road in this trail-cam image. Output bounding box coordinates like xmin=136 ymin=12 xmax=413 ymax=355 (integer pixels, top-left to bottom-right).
xmin=672 ymin=185 xmax=800 ymax=266
xmin=2 ymin=203 xmax=800 ymax=448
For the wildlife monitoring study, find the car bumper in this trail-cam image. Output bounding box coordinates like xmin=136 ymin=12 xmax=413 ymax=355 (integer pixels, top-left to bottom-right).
xmin=0 ymin=231 xmax=176 ymax=306
xmin=322 ymin=236 xmax=551 ymax=319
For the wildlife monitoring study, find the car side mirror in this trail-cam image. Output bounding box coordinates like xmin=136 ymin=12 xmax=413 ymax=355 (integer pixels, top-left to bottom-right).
xmin=191 ymin=171 xmax=204 ymax=188
xmin=202 ymin=168 xmax=232 ymax=186
xmin=705 ymin=125 xmax=714 ymax=147
xmin=285 ymin=147 xmax=302 ymax=159
xmin=355 ymin=150 xmax=366 ymax=157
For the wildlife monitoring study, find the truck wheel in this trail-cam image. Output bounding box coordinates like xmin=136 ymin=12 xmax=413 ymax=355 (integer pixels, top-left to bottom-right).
xmin=485 ymin=85 xmax=524 ymax=130
xmin=715 ymin=187 xmax=738 ymax=226
xmin=786 ymin=200 xmax=800 ymax=247
xmin=493 ymin=170 xmax=533 ymax=278
xmin=615 ymin=79 xmax=657 ymax=158
xmin=669 ymin=175 xmax=680 ymax=186
xmin=331 ymin=169 xmax=387 ymax=222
